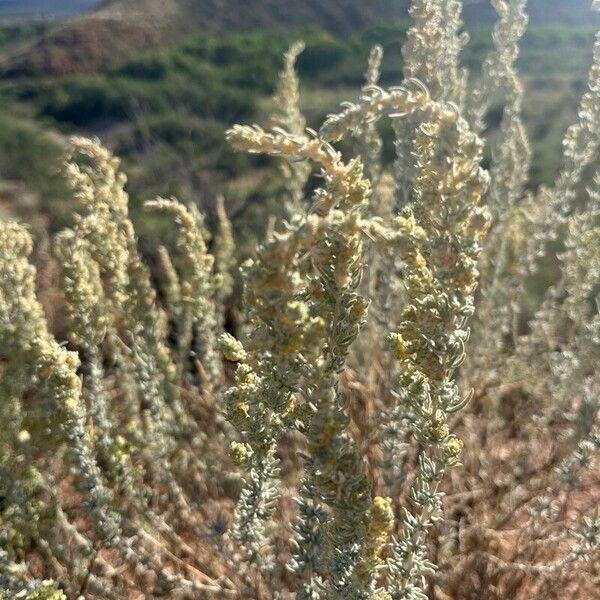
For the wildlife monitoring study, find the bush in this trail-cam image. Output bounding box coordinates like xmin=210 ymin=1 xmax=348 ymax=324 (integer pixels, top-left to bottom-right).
xmin=41 ymin=78 xmax=129 ymax=125
xmin=1 ymin=1 xmax=599 ymax=598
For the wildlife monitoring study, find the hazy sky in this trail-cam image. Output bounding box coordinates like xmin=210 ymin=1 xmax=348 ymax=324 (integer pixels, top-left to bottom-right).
xmin=0 ymin=0 xmax=100 ymax=18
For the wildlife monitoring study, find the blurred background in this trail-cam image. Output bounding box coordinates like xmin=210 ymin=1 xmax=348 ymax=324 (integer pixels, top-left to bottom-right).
xmin=0 ymin=0 xmax=598 ymax=256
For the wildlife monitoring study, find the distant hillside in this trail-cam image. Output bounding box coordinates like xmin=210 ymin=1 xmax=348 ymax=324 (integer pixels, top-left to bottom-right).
xmin=97 ymin=0 xmax=600 ymax=30
xmin=2 ymin=0 xmax=600 ymax=77
xmin=463 ymin=0 xmax=600 ymax=25
xmin=94 ymin=0 xmax=409 ymax=34
xmin=0 ymin=0 xmax=410 ymax=76
xmin=1 ymin=0 xmax=599 ymax=26
xmin=0 ymin=0 xmax=598 ymax=233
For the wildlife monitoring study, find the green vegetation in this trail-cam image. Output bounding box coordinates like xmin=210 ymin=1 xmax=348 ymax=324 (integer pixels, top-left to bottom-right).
xmin=0 ymin=21 xmax=597 ymax=224
xmin=0 ymin=22 xmax=46 ymax=51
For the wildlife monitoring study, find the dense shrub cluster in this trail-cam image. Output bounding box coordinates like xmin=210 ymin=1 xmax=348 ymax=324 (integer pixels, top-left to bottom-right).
xmin=1 ymin=1 xmax=599 ymax=598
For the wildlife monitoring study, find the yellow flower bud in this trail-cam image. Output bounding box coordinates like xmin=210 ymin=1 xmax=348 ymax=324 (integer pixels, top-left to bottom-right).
xmin=219 ymin=332 xmax=247 ymax=362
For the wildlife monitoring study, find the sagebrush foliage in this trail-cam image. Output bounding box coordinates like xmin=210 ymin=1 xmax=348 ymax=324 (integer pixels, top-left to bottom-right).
xmin=1 ymin=1 xmax=599 ymax=599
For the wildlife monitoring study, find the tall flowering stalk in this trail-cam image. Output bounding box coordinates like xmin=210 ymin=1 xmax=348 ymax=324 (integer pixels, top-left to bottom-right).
xmin=219 ymin=131 xmax=329 ymax=566
xmin=269 ymin=41 xmax=311 ymax=221
xmin=320 ymin=77 xmax=489 ymax=597
xmin=467 ymin=0 xmax=528 ymax=136
xmin=53 ymin=232 xmax=117 ymax=475
xmin=146 ymin=198 xmax=223 ymax=390
xmin=466 ymin=0 xmax=530 ymax=383
xmin=63 ymin=139 xmax=180 ymax=439
xmin=224 ymin=126 xmax=405 ymax=596
xmin=213 ymin=194 xmax=236 ymax=304
xmin=359 ymin=44 xmax=385 ymax=186
xmin=402 ymin=0 xmax=458 ymax=101
xmin=394 ymin=0 xmax=468 ymax=210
